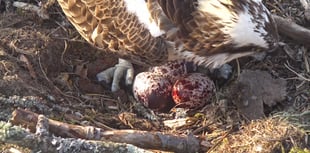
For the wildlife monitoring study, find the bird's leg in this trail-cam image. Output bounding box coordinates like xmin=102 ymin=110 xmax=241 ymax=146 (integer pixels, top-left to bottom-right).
xmin=212 ymin=64 xmax=233 ymax=80
xmin=204 ymin=63 xmax=233 ymax=82
xmin=96 ymin=58 xmax=134 ymax=92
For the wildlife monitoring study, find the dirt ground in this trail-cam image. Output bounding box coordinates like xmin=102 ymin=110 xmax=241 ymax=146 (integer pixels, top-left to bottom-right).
xmin=0 ymin=0 xmax=309 ymax=152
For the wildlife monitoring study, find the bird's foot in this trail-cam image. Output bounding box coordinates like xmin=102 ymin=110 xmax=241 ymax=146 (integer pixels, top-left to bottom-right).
xmin=212 ymin=64 xmax=233 ymax=80
xmin=96 ymin=58 xmax=134 ymax=92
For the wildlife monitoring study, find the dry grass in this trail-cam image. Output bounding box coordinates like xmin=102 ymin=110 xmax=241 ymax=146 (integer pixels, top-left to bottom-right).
xmin=210 ymin=116 xmax=308 ymax=153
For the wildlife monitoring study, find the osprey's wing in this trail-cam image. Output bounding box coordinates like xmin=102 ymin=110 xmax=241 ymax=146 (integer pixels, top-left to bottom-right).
xmin=157 ymin=0 xmax=229 ymax=56
xmin=156 ymin=0 xmax=278 ymax=68
xmin=56 ymin=0 xmax=170 ymax=66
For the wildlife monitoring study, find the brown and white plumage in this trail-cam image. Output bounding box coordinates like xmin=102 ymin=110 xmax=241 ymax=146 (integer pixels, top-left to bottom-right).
xmin=56 ymin=0 xmax=278 ymax=91
xmin=57 ymin=0 xmax=171 ymax=67
xmin=155 ymin=0 xmax=279 ymax=67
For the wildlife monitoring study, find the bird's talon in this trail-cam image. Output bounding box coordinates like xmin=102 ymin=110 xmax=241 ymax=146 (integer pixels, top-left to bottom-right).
xmin=125 ymin=68 xmax=134 ymax=85
xmin=96 ymin=67 xmax=116 ymax=83
xmin=97 ymin=59 xmax=134 ymax=92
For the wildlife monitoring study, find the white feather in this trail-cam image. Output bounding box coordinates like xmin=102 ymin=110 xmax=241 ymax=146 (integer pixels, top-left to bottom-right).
xmin=198 ymin=0 xmax=269 ymax=48
xmin=123 ymin=0 xmax=164 ymax=37
xmin=231 ymin=10 xmax=268 ymax=48
xmin=179 ymin=51 xmax=254 ymax=68
xmin=198 ymin=0 xmax=237 ymax=32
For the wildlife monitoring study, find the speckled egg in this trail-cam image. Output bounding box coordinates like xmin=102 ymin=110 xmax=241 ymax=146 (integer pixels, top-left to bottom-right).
xmin=149 ymin=60 xmax=196 ymax=82
xmin=133 ymin=72 xmax=175 ymax=112
xmin=172 ymin=73 xmax=215 ymax=109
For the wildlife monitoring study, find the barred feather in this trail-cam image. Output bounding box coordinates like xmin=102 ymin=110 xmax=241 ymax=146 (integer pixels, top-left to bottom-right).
xmin=56 ymin=0 xmax=278 ymax=68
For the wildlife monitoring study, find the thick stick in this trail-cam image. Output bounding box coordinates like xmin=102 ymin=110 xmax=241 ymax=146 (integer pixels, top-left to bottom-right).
xmin=10 ymin=108 xmax=205 ymax=153
xmin=0 ymin=120 xmax=151 ymax=153
xmin=273 ymin=15 xmax=310 ymax=46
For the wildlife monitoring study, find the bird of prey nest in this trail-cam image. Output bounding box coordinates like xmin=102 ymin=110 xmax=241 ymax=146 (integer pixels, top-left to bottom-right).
xmin=56 ymin=0 xmax=279 ymax=92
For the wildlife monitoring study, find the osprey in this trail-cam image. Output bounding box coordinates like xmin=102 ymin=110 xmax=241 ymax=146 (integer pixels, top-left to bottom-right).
xmin=56 ymin=0 xmax=278 ymax=91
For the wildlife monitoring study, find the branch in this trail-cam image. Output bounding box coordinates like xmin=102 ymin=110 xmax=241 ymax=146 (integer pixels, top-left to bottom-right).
xmin=10 ymin=109 xmax=207 ymax=152
xmin=273 ymin=15 xmax=310 ymax=46
xmin=0 ymin=120 xmax=152 ymax=153
xmin=11 ymin=108 xmax=103 ymax=139
xmin=299 ymin=0 xmax=310 ymax=21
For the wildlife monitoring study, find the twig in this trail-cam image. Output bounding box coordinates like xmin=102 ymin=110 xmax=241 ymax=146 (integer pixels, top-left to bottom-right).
xmin=207 ymin=130 xmax=231 ymax=153
xmin=0 ymin=61 xmax=13 ymax=74
xmin=265 ymin=1 xmax=285 ymax=15
xmin=38 ymin=54 xmax=85 ymax=104
xmin=60 ymin=40 xmax=68 ymax=65
xmin=236 ymin=59 xmax=240 ymax=77
xmin=284 ymin=62 xmax=310 ymax=82
xmin=19 ymin=54 xmax=37 ymax=79
xmin=302 ymin=47 xmax=310 ymax=73
xmin=9 ymin=40 xmax=36 ymax=55
xmin=192 ymin=121 xmax=216 ymax=135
